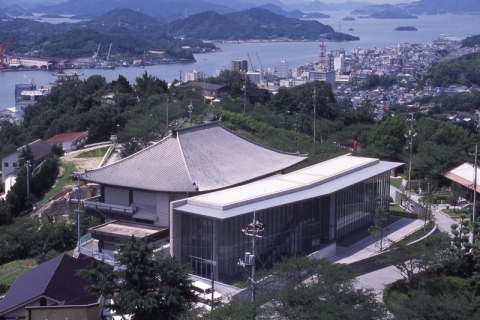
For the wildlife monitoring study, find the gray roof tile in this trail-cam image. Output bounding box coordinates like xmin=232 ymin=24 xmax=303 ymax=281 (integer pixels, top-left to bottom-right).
xmin=77 ymin=121 xmax=307 ymax=193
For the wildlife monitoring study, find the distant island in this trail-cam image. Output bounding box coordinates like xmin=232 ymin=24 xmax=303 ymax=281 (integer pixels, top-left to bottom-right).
xmin=303 ymin=12 xmax=330 ymax=18
xmin=369 ymin=10 xmax=418 ymax=19
xmin=342 ymin=17 xmax=356 ymax=21
xmin=394 ymin=26 xmax=417 ymax=31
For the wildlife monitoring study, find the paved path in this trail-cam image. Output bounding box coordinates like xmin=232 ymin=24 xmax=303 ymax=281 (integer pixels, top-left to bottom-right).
xmin=331 ymin=218 xmax=424 ymax=264
xmin=351 ymin=194 xmax=457 ymax=303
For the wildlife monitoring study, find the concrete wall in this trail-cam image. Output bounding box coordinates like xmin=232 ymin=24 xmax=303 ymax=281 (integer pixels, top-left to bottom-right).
xmin=26 ymin=297 xmax=103 ymax=320
xmin=2 ymin=296 xmax=56 ymax=319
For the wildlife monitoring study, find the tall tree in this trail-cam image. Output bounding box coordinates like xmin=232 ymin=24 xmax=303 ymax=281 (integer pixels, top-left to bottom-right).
xmin=78 ymin=236 xmax=195 ymax=320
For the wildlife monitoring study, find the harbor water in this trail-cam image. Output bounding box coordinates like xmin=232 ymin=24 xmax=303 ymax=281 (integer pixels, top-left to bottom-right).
xmin=1 ymin=10 xmax=480 ymax=110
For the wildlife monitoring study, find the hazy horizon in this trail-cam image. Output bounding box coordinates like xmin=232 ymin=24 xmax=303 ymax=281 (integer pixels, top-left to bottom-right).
xmin=14 ymin=0 xmax=419 ymax=4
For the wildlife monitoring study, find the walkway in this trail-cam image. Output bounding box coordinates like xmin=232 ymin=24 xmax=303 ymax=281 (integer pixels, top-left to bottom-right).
xmin=331 ymin=217 xmax=425 ymax=264
xmin=351 ymin=193 xmax=457 ymax=302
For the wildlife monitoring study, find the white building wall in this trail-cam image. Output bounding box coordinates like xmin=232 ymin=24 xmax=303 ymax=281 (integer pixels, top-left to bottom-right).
xmin=133 ymin=190 xmax=156 ymax=206
xmin=104 ymin=187 xmax=129 ymax=207
xmin=334 ymin=55 xmax=344 ymax=72
xmin=156 ymin=193 xmax=170 ymax=226
xmin=1 ymin=151 xmax=20 ymax=183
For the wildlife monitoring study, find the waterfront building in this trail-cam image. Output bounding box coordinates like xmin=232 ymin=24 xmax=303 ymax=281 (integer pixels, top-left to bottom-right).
xmin=247 ymin=71 xmax=261 ymax=84
xmin=334 ymin=54 xmax=345 ymax=73
xmin=185 ymin=68 xmax=204 ymax=82
xmin=276 ymin=59 xmax=290 ymax=79
xmin=308 ymin=70 xmax=335 ymax=87
xmin=231 ymin=60 xmax=248 ymax=73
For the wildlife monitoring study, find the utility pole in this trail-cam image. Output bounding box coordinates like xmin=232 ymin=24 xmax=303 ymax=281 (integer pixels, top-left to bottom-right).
xmin=244 ymin=73 xmax=247 ymax=114
xmin=179 ymin=70 xmax=182 ymax=84
xmin=203 ymin=72 xmax=206 ymax=105
xmin=238 ymin=211 xmax=265 ymax=305
xmin=77 ymin=176 xmax=81 ymax=252
xmin=26 ymin=160 xmax=30 ymax=196
xmin=166 ymin=96 xmax=169 ymax=135
xmin=473 ymin=143 xmax=478 ymax=245
xmin=405 ymin=113 xmax=416 ymax=206
xmin=313 ymin=87 xmax=316 ymax=144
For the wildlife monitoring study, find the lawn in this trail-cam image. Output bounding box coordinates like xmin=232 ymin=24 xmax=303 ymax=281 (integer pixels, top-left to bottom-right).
xmin=0 ymin=259 xmax=36 ymax=288
xmin=75 ymin=146 xmax=109 ymax=158
xmin=389 ymin=204 xmax=405 ymax=215
xmin=390 ymin=177 xmax=403 ymax=189
xmin=394 ymin=221 xmax=434 ymax=246
xmin=441 ymin=208 xmax=471 ymax=217
xmin=38 ymin=161 xmax=77 ymax=205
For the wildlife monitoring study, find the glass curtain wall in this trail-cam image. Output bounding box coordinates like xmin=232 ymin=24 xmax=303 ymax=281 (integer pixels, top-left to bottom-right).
xmin=181 ymin=197 xmax=328 ymax=283
xmin=180 ymin=171 xmax=390 ymax=283
xmin=335 ymin=172 xmax=390 ymax=242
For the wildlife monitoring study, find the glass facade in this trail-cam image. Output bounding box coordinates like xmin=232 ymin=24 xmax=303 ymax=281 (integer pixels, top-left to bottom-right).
xmin=179 ymin=171 xmax=391 ymax=283
xmin=335 ymin=172 xmax=390 ymax=242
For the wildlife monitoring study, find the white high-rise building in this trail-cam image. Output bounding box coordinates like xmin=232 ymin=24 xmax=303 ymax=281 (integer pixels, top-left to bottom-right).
xmin=185 ymin=68 xmax=204 ymax=81
xmin=334 ymin=54 xmax=345 ymax=73
xmin=276 ymin=59 xmax=290 ymax=79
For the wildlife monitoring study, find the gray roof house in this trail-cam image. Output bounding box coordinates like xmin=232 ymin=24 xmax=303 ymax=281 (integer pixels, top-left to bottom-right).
xmin=76 ymin=121 xmax=307 ymax=258
xmin=1 ymin=139 xmax=52 ymax=183
xmin=0 ymin=254 xmax=103 ymax=320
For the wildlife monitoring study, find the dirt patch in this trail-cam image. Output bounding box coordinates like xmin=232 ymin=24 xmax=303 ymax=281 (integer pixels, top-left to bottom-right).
xmin=62 ymin=145 xmax=111 ymax=172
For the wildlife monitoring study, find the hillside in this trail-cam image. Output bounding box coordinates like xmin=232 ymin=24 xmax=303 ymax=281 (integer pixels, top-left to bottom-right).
xmin=0 ymin=9 xmax=209 ymax=60
xmin=32 ymin=0 xmax=235 ymax=18
xmin=169 ymin=8 xmax=358 ymax=41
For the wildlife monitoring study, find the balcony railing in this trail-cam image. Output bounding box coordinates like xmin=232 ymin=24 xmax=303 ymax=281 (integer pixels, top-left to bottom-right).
xmin=84 ymin=200 xmax=135 ymax=216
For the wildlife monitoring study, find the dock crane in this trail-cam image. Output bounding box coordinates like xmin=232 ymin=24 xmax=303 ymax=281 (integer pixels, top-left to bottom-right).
xmin=0 ymin=38 xmax=13 ymax=68
xmin=256 ymin=53 xmax=265 ymax=74
xmin=106 ymin=43 xmax=113 ymax=62
xmin=92 ymin=44 xmax=101 ymax=59
xmin=22 ymin=73 xmax=35 ymax=90
xmin=247 ymin=53 xmax=256 ymax=72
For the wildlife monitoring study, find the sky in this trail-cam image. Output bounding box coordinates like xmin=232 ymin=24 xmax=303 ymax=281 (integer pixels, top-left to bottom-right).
xmin=20 ymin=0 xmax=418 ymax=3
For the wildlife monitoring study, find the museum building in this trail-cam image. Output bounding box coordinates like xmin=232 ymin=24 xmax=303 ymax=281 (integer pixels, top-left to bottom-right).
xmin=171 ymin=155 xmax=401 ymax=283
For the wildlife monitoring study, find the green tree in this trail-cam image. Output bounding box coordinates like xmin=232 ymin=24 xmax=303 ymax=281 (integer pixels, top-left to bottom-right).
xmin=368 ymin=206 xmax=390 ymax=252
xmin=78 ymin=236 xmax=195 ymax=320
xmin=209 ymin=256 xmax=386 ymax=320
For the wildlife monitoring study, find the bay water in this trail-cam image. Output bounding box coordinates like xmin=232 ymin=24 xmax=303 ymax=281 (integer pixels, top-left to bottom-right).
xmin=1 ymin=10 xmax=480 ymax=110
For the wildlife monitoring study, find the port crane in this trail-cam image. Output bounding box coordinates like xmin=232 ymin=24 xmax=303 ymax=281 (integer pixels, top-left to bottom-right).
xmin=92 ymin=44 xmax=101 ymax=59
xmin=0 ymin=38 xmax=13 ymax=68
xmin=106 ymin=43 xmax=112 ymax=61
xmin=256 ymin=53 xmax=265 ymax=74
xmin=22 ymin=73 xmax=35 ymax=90
xmin=247 ymin=53 xmax=256 ymax=72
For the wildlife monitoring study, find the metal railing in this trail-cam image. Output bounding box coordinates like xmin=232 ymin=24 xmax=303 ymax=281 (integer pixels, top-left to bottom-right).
xmin=78 ymin=233 xmax=116 ymax=265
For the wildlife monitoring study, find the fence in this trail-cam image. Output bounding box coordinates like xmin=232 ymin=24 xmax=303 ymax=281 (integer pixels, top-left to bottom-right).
xmin=78 ymin=233 xmax=116 ymax=265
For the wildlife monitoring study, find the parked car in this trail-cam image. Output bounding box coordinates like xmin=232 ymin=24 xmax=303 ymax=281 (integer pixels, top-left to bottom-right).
xmin=191 ymin=281 xmax=223 ymax=305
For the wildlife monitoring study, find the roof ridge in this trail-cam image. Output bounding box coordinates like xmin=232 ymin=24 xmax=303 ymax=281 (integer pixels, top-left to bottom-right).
xmin=79 ymin=134 xmax=175 ymax=176
xmin=221 ymin=125 xmax=308 ymax=158
xmin=176 ymin=131 xmax=196 ymax=189
xmin=172 ymin=121 xmax=221 ymax=136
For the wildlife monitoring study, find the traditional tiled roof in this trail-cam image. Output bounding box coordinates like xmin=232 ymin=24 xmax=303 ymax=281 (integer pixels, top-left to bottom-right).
xmin=45 ymin=131 xmax=88 ymax=145
xmin=76 ymin=121 xmax=307 ymax=193
xmin=0 ymin=254 xmax=97 ymax=316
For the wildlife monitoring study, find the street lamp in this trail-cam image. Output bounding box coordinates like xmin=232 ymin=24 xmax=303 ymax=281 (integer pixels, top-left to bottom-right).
xmin=187 ymin=100 xmax=194 ymax=126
